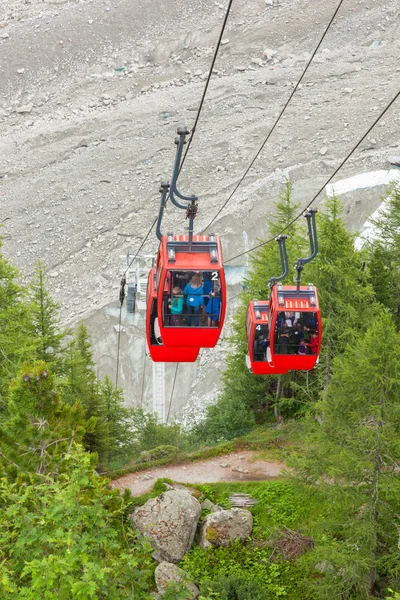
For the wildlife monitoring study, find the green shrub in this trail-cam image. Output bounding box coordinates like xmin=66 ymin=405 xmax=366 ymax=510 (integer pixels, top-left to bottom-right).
xmin=199 ymin=574 xmax=270 ymax=599
xmin=137 ymin=445 xmax=179 ymax=463
xmin=181 ymin=541 xmax=288 ymax=597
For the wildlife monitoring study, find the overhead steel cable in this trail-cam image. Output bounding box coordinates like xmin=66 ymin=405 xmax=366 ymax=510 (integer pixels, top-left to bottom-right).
xmin=200 ymin=0 xmax=346 ymax=234
xmin=180 ymin=0 xmax=234 ymax=167
xmin=166 ymin=363 xmax=179 ymax=423
xmin=114 ymin=0 xmax=235 ymax=385
xmin=225 ymin=87 xmax=400 ymax=264
xmin=119 ymin=0 xmax=235 ymax=283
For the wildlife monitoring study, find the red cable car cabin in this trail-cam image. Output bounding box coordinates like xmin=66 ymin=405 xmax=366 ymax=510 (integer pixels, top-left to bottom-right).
xmin=246 ymin=301 xmax=288 ymax=375
xmin=156 ymin=233 xmax=226 ymax=348
xmin=268 ymin=284 xmax=321 ymax=372
xmin=146 ymin=268 xmax=200 ymax=362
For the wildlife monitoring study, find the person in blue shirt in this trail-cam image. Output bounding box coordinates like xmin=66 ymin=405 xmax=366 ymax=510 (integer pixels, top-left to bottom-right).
xmin=206 ymin=292 xmax=222 ymax=326
xmin=183 ymin=273 xmax=204 ymax=326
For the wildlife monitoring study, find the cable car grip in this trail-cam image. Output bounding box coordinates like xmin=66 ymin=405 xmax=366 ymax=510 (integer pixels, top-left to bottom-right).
xmin=294 ymin=208 xmax=318 ymax=291
xmin=170 ymin=126 xmax=199 ymax=209
xmin=268 ymin=234 xmax=289 ymax=289
xmin=156 ymin=181 xmax=170 ymax=241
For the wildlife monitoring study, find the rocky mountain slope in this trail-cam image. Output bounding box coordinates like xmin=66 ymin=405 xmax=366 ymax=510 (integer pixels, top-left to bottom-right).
xmin=1 ymin=0 xmax=399 ymax=417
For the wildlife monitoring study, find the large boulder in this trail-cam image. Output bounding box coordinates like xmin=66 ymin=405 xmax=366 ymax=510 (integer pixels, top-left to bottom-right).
xmin=155 ymin=562 xmax=199 ymax=599
xmin=130 ymin=489 xmax=201 ymax=562
xmin=199 ymin=508 xmax=253 ymax=548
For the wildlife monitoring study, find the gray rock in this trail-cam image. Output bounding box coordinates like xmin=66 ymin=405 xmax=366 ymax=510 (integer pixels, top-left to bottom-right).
xmin=155 ymin=562 xmax=199 ymax=598
xmin=16 ymin=104 xmax=33 ymax=114
xmin=263 ymin=48 xmax=278 ymax=59
xmin=0 ymin=32 xmax=10 ymax=39
xmin=201 ymin=498 xmax=220 ymax=512
xmin=319 ymin=146 xmax=328 ymax=156
xmin=199 ymin=508 xmax=253 ymax=548
xmin=388 ymin=155 xmax=400 ymax=167
xmin=130 ymin=490 xmax=201 ymax=562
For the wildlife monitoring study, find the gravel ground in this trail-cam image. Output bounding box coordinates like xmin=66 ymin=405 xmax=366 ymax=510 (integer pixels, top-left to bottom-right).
xmin=111 ymin=450 xmax=284 ymax=496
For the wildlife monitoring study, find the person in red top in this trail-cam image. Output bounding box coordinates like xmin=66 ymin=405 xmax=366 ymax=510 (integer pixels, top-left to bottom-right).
xmin=307 ymin=332 xmax=319 ymax=355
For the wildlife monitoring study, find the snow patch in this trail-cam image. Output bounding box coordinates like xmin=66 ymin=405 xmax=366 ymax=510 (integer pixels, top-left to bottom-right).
xmin=326 ymin=170 xmax=400 ymax=197
xmin=325 ymin=170 xmax=400 ymax=250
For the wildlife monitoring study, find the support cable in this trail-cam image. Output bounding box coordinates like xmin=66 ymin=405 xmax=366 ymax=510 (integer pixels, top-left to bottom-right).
xmin=114 ymin=1 xmax=235 ymax=384
xmin=180 ymin=0 xmax=234 ymax=168
xmin=201 ymin=0 xmax=346 ymax=234
xmin=225 ymin=88 xmax=400 ymax=263
xmin=166 ymin=363 xmax=179 ymax=423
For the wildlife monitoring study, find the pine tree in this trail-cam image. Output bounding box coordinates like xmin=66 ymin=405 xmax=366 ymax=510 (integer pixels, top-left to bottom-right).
xmin=367 ymin=183 xmax=400 ymax=328
xmin=63 ymin=321 xmax=96 ymax=405
xmin=0 ymin=240 xmax=34 ymax=414
xmin=0 ymin=362 xmax=90 ymax=481
xmin=196 ymin=182 xmax=308 ymax=439
xmin=97 ymin=376 xmax=136 ymax=469
xmin=63 ymin=323 xmax=133 ymax=469
xmin=307 ymin=195 xmax=377 ymax=390
xmin=294 ymin=312 xmax=400 ymax=596
xmin=26 ymin=260 xmax=69 ymax=372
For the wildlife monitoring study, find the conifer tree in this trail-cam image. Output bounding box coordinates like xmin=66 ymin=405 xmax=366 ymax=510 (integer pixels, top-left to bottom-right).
xmin=97 ymin=376 xmax=136 ymax=468
xmin=26 ymin=260 xmax=68 ymax=372
xmin=367 ymin=184 xmax=400 ymax=328
xmin=295 ymin=312 xmax=400 ymax=596
xmin=0 ymin=240 xmax=34 ymax=414
xmin=63 ymin=321 xmax=96 ymax=404
xmin=63 ymin=322 xmax=108 ymax=459
xmin=63 ymin=323 xmax=134 ymax=469
xmin=0 ymin=362 xmax=91 ymax=481
xmin=307 ymin=195 xmax=377 ymax=390
xmin=196 ymin=182 xmax=307 ymax=439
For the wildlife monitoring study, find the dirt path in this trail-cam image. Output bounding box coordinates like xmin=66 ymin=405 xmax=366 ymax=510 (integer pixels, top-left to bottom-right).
xmin=112 ymin=451 xmax=284 ymax=496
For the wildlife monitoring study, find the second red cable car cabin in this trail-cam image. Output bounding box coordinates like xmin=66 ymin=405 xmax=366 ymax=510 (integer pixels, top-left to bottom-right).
xmin=156 ymin=233 xmax=226 ymax=348
xmin=146 ymin=267 xmax=200 ymax=362
xmin=246 ymin=301 xmax=288 ymax=375
xmin=268 ymin=284 xmax=321 ymax=372
xmin=245 ymin=209 xmax=322 ymax=374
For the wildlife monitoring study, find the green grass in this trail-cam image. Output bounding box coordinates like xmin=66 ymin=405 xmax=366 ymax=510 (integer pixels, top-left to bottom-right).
xmin=179 ymin=479 xmax=368 ymax=600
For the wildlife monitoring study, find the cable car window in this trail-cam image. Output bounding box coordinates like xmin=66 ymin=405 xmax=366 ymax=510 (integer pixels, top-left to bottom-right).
xmin=274 ymin=311 xmax=319 ymax=356
xmin=163 ymin=270 xmax=222 ymax=327
xmin=253 ymin=324 xmax=269 ymax=362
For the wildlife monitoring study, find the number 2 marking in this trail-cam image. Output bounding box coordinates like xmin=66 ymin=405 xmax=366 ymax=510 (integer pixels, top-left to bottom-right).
xmin=211 ymin=271 xmax=218 ymax=280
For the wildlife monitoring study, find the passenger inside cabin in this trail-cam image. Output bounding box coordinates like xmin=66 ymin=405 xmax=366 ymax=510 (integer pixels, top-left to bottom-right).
xmin=206 ymin=291 xmax=222 ymax=326
xmin=253 ymin=324 xmax=269 ymax=361
xmin=290 ymin=323 xmax=303 ymax=354
xmin=298 ymin=339 xmax=307 ymax=355
xmin=183 ymin=273 xmax=204 ymax=326
xmin=275 ymin=311 xmax=319 ymax=355
xmin=168 ymin=286 xmax=183 ymax=326
xmin=277 ymin=322 xmax=291 ymax=354
xmin=202 ymin=273 xmax=212 ymax=307
xmin=307 ymin=332 xmax=319 ymax=355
